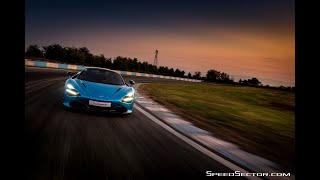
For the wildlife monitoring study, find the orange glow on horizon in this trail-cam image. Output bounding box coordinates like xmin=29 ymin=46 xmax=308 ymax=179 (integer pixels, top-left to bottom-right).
xmin=51 ymin=25 xmax=295 ymax=85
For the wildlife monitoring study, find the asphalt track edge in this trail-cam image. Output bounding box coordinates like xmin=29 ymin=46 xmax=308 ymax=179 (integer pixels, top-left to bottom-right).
xmin=134 ymin=83 xmax=294 ymax=180
xmin=134 ymin=104 xmax=260 ymax=180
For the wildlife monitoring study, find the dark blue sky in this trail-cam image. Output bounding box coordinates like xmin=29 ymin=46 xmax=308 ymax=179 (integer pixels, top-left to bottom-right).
xmin=25 ymin=0 xmax=295 ymax=86
xmin=26 ymin=0 xmax=294 ymax=34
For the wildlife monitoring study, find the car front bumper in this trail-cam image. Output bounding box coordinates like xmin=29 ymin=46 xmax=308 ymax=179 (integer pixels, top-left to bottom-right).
xmin=63 ymin=91 xmax=134 ymax=114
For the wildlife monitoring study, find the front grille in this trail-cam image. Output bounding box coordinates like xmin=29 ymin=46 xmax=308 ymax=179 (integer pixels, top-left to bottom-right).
xmin=70 ymin=99 xmax=127 ymax=113
xmin=70 ymin=101 xmax=88 ymax=108
xmin=88 ymin=104 xmax=127 ymax=113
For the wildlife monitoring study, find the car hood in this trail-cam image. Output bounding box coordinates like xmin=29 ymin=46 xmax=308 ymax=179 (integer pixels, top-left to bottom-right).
xmin=75 ymin=79 xmax=127 ymax=99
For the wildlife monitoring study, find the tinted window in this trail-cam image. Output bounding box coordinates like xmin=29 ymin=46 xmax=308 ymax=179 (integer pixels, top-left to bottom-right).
xmin=78 ymin=69 xmax=124 ymax=85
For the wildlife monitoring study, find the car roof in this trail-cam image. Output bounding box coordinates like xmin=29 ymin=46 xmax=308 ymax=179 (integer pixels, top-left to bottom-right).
xmin=84 ymin=67 xmax=117 ymax=73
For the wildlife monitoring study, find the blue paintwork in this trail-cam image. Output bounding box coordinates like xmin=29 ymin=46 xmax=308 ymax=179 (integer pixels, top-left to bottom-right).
xmin=63 ymin=68 xmax=135 ymax=114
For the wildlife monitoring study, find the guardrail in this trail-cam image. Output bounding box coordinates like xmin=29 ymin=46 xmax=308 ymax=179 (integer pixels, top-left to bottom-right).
xmin=25 ymin=59 xmax=202 ymax=82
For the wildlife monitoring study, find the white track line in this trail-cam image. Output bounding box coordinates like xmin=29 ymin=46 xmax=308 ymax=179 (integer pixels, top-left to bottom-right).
xmin=134 ymin=105 xmax=261 ymax=180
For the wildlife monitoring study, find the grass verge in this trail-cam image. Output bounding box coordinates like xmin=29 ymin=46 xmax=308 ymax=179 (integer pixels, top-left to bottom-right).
xmin=138 ymin=83 xmax=295 ymax=172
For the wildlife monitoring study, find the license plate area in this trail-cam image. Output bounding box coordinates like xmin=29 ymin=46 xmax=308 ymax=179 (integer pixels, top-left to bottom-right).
xmin=89 ymin=100 xmax=111 ymax=107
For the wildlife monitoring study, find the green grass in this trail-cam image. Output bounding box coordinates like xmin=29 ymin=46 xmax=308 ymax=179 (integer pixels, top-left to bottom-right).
xmin=139 ymin=83 xmax=295 ymax=172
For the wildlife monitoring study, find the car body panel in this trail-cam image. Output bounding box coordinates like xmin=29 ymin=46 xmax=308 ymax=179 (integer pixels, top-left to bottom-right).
xmin=63 ymin=68 xmax=135 ymax=114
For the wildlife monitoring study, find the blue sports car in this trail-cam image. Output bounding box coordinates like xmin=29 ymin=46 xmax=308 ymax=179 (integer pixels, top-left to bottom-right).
xmin=63 ymin=67 xmax=135 ymax=114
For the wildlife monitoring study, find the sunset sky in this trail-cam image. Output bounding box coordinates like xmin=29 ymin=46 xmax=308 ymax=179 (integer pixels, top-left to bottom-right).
xmin=26 ymin=0 xmax=295 ymax=86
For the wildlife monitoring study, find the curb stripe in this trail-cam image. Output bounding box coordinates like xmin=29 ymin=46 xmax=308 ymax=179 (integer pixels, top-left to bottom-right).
xmin=77 ymin=65 xmax=85 ymax=70
xmin=34 ymin=61 xmax=46 ymax=67
xmin=134 ymin=105 xmax=259 ymax=180
xmin=25 ymin=59 xmax=202 ymax=82
xmin=46 ymin=62 xmax=58 ymax=68
xmin=58 ymin=64 xmax=68 ymax=69
xmin=68 ymin=64 xmax=78 ymax=70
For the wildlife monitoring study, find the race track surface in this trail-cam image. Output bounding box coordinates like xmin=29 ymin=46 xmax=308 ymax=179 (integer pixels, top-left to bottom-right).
xmin=25 ymin=67 xmax=239 ymax=179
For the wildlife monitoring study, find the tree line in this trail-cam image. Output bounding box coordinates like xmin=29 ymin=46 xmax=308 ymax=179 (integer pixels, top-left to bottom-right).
xmin=26 ymin=44 xmax=187 ymax=77
xmin=25 ymin=44 xmax=294 ymax=91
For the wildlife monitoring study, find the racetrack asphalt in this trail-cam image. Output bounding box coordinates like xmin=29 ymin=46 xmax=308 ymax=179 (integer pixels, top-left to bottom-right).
xmin=24 ymin=67 xmax=242 ymax=179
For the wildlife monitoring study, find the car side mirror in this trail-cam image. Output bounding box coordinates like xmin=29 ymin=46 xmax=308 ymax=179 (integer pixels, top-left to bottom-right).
xmin=66 ymin=71 xmax=73 ymax=78
xmin=129 ymin=80 xmax=135 ymax=85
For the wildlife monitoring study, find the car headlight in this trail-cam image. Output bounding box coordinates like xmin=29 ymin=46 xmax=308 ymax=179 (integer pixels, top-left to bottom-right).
xmin=66 ymin=84 xmax=80 ymax=96
xmin=121 ymin=91 xmax=134 ymax=103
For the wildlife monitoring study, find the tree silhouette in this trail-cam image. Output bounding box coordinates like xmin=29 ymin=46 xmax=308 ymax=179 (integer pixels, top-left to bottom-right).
xmin=206 ymin=69 xmax=218 ymax=82
xmin=248 ymin=77 xmax=261 ymax=86
xmin=43 ymin=44 xmax=67 ymax=61
xmin=193 ymin=71 xmax=201 ymax=79
xmin=25 ymin=45 xmax=43 ymax=58
xmin=174 ymin=68 xmax=185 ymax=77
xmin=242 ymin=79 xmax=248 ymax=85
xmin=168 ymin=68 xmax=175 ymax=76
xmin=181 ymin=70 xmax=185 ymax=77
xmin=25 ymin=43 xmax=285 ymax=88
xmin=220 ymin=72 xmax=230 ymax=82
xmin=187 ymin=72 xmax=192 ymax=78
xmin=65 ymin=47 xmax=85 ymax=64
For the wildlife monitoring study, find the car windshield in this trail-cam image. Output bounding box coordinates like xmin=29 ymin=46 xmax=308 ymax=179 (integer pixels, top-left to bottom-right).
xmin=78 ymin=68 xmax=125 ymax=85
